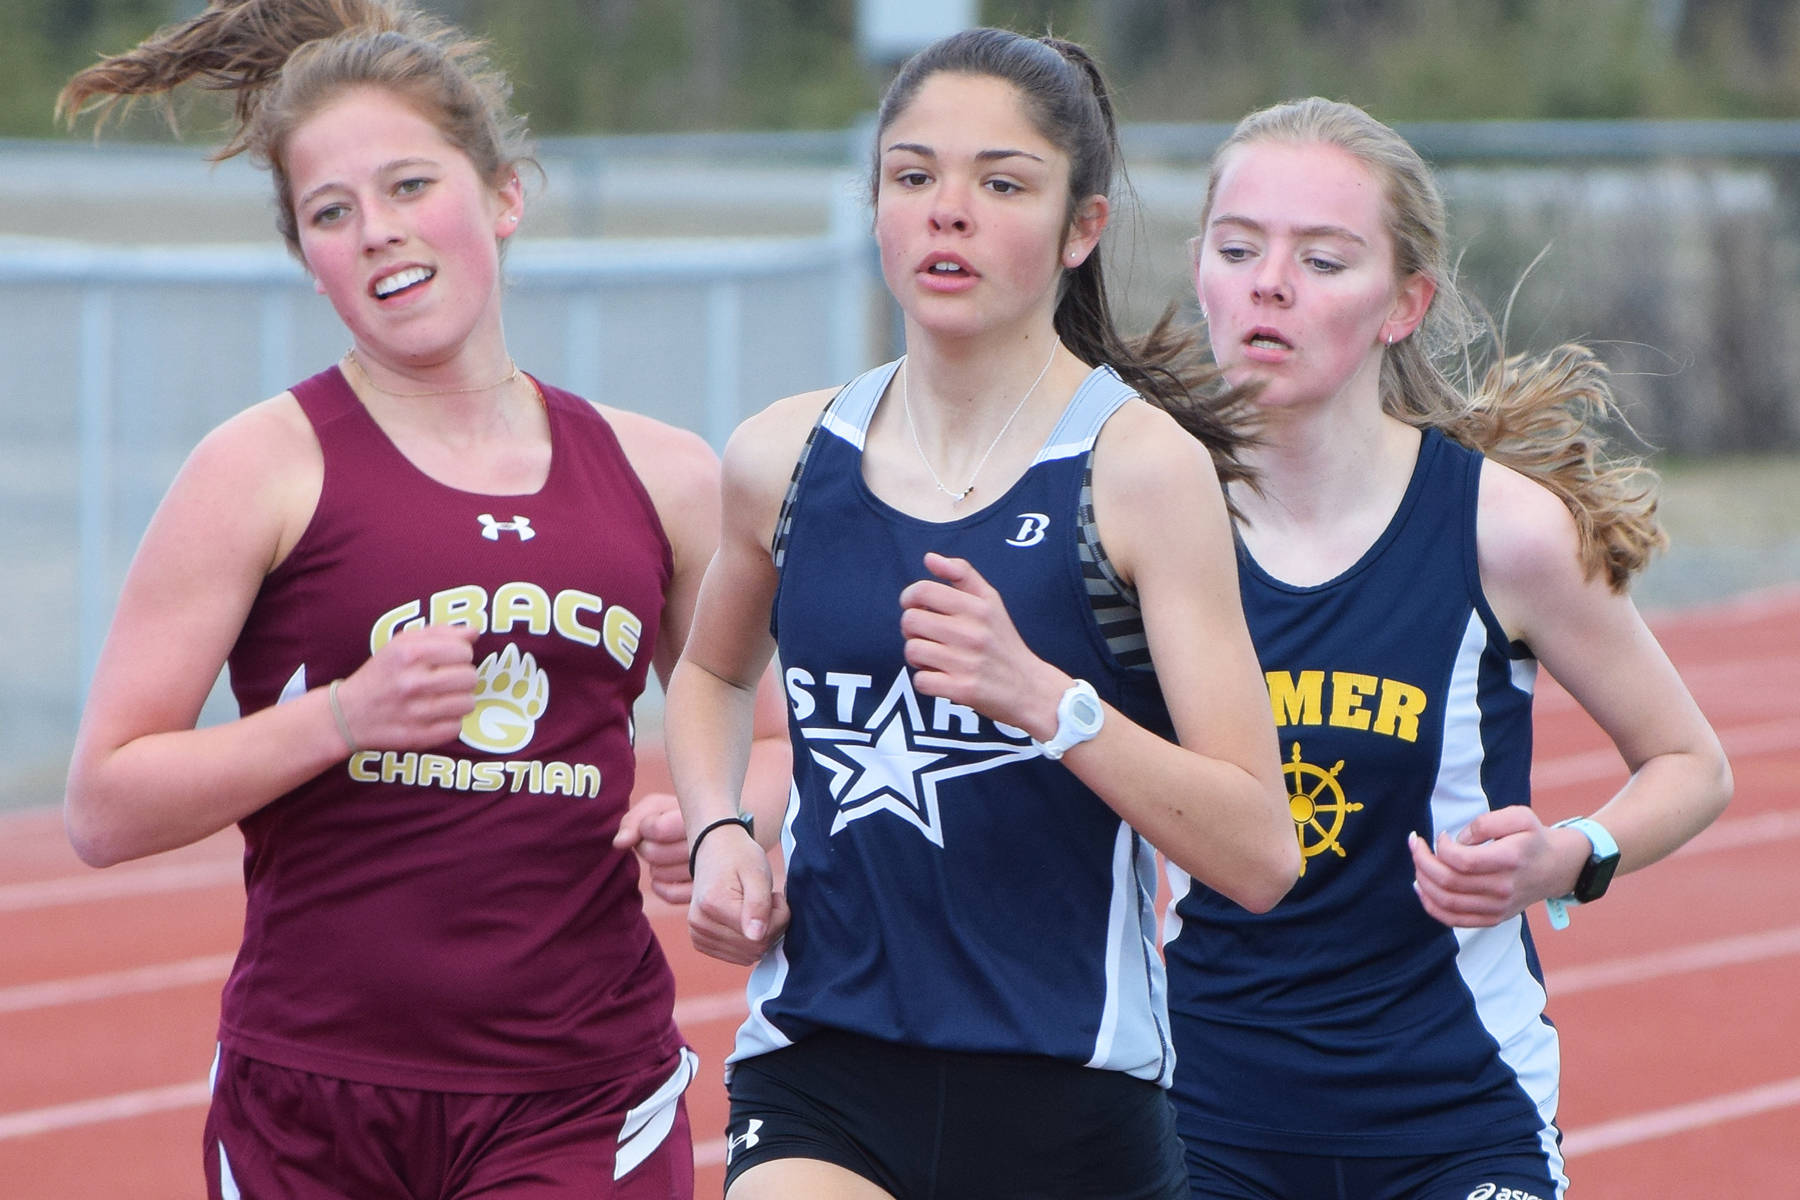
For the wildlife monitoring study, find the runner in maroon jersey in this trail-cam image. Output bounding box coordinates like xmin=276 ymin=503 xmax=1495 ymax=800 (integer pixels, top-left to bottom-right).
xmin=56 ymin=2 xmax=784 ymax=1196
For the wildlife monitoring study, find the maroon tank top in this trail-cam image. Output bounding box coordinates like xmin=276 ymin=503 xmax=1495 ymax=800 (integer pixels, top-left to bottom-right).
xmin=221 ymin=365 xmax=682 ymax=1092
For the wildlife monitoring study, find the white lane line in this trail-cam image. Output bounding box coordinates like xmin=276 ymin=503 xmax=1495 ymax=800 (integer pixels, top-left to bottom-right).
xmin=0 ymin=951 xmax=747 ymax=1029
xmin=0 ymin=860 xmax=240 ymax=914
xmin=1545 ymin=925 xmax=1800 ymax=996
xmin=1562 ymin=1075 xmax=1800 ymax=1157
xmin=0 ymin=1079 xmax=728 ymax=1173
xmin=0 ymin=954 xmax=236 ymax=1015
xmin=1676 ymin=808 xmax=1800 ymax=856
xmin=1532 ymin=716 xmax=1800 ymax=790
xmin=1537 ymin=654 xmax=1800 ymax=716
xmin=1530 ymin=747 xmax=1626 ymax=789
xmin=6 ymin=1066 xmax=1798 ymax=1166
xmin=1648 ymin=584 xmax=1800 ymax=631
xmin=0 ymin=1080 xmax=211 ymax=1142
xmin=3 ymin=709 xmax=1795 ymax=916
xmin=11 ymin=831 xmax=1800 ymax=1020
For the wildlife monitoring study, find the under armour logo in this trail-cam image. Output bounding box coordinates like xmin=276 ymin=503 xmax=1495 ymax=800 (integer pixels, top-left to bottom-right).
xmin=477 ymin=514 xmax=535 ymax=541
xmin=1006 ymin=512 xmax=1050 ymax=547
xmin=726 ymin=1118 xmax=763 ymax=1164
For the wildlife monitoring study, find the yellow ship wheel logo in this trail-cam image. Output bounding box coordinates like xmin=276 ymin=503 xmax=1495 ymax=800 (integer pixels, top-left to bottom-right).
xmin=1285 ymin=741 xmax=1363 ymax=876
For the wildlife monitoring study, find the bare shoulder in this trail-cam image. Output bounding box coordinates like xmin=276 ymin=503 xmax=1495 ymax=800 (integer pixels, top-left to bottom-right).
xmin=722 ymin=386 xmax=842 ymax=496
xmin=594 ymin=403 xmax=721 ymax=495
xmin=1089 ymin=399 xmax=1231 ymax=585
xmin=1476 ymin=456 xmax=1586 ymax=590
xmin=135 ymin=389 xmax=322 ymax=578
xmin=186 ymin=392 xmax=321 ymax=522
xmin=731 ymin=386 xmax=841 ymax=452
xmin=681 ymin=385 xmax=836 ymax=560
xmin=1477 ymin=456 xmax=1594 ymax=639
xmin=193 ymin=390 xmax=317 ymax=473
xmin=1091 ymin=398 xmax=1225 ymax=512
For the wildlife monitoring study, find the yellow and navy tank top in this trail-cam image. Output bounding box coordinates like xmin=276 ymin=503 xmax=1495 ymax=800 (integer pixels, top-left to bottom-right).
xmin=1164 ymin=429 xmax=1563 ymax=1169
xmin=731 ymin=359 xmax=1177 ymax=1084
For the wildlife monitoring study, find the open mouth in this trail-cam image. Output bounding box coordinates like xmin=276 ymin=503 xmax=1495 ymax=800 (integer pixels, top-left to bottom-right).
xmin=1247 ymin=332 xmax=1292 ymax=351
xmin=920 ymin=253 xmax=975 ymax=280
xmin=373 ymin=266 xmax=434 ymax=299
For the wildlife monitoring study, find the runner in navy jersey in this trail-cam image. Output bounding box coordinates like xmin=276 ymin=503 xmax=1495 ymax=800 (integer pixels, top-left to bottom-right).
xmin=57 ymin=2 xmax=783 ymax=1196
xmin=660 ymin=28 xmax=1298 ymax=1200
xmin=1158 ymin=97 xmax=1733 ymax=1200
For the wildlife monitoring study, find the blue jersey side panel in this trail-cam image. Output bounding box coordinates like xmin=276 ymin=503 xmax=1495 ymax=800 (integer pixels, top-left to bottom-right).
xmin=1164 ymin=430 xmax=1565 ymax=1171
xmin=732 ymin=361 xmax=1176 ymax=1085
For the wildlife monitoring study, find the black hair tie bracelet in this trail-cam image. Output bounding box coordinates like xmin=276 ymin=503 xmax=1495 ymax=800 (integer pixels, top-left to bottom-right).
xmin=687 ymin=812 xmax=756 ymax=879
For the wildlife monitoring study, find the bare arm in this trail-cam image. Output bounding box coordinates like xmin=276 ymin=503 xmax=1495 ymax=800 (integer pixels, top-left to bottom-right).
xmin=662 ymin=391 xmax=830 ymax=959
xmin=65 ymin=397 xmax=479 ymax=866
xmin=1409 ymin=460 xmax=1732 ymax=926
xmin=597 ymin=406 xmax=724 ymax=692
xmin=899 ymin=403 xmax=1298 ymax=912
xmin=612 ymin=675 xmax=789 ymax=906
xmin=603 ymin=406 xmax=793 ymax=903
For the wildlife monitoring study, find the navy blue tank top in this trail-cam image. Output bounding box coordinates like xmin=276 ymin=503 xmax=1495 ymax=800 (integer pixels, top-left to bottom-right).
xmin=1164 ymin=429 xmax=1564 ymax=1162
xmin=730 ymin=360 xmax=1177 ymax=1084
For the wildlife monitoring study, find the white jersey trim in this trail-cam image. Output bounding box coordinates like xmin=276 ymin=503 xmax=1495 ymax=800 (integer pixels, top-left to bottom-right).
xmin=1434 ymin=612 xmax=1566 ymax=1186
xmin=1083 ymin=822 xmax=1173 ymax=1084
xmin=613 ymin=1046 xmax=699 ymax=1180
xmin=728 ymin=781 xmax=804 ymax=1070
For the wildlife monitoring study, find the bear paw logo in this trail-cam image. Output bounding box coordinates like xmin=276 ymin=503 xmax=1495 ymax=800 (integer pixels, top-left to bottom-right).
xmin=459 ymin=643 xmax=549 ymax=754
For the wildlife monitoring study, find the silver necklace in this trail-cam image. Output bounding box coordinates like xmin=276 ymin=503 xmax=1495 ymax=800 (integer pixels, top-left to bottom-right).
xmin=344 ymin=348 xmax=521 ymax=397
xmin=901 ymin=341 xmax=1059 ymax=505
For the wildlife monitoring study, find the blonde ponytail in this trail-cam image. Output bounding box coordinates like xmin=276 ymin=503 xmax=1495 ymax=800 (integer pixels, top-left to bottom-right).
xmin=1433 ymin=343 xmax=1665 ymax=591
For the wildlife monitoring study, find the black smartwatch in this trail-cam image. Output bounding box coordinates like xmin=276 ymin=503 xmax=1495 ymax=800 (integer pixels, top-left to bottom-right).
xmin=1544 ymin=816 xmax=1620 ymax=929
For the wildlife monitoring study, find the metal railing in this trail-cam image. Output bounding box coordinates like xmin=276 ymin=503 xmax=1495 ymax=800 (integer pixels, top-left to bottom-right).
xmin=5 ymin=119 xmax=1800 ymax=790
xmin=0 ymin=175 xmax=873 ymax=737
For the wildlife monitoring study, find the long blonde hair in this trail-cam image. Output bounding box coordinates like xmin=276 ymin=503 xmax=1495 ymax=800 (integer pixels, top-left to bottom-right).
xmin=1199 ymin=97 xmax=1664 ymax=590
xmin=58 ymin=0 xmax=533 ymax=258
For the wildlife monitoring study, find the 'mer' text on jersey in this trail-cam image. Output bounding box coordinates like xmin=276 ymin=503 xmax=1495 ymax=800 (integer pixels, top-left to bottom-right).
xmin=1265 ymin=669 xmax=1427 ymax=743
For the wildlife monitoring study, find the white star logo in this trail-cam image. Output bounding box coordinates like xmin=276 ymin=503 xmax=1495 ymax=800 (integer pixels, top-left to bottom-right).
xmin=805 ymin=671 xmax=1038 ymax=847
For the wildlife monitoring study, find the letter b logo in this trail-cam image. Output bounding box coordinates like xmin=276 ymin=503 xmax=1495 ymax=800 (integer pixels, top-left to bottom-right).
xmin=1007 ymin=513 xmax=1050 ymax=547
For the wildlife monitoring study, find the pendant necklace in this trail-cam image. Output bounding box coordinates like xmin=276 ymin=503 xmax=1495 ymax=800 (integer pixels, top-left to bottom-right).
xmin=901 ymin=340 xmax=1059 ymax=505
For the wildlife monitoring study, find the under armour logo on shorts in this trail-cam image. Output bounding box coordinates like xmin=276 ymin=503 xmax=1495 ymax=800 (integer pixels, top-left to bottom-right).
xmin=726 ymin=1117 xmax=763 ymax=1164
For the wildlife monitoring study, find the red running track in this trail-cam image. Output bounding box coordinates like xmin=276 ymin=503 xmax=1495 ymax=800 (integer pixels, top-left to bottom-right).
xmin=3 ymin=585 xmax=1797 ymax=1197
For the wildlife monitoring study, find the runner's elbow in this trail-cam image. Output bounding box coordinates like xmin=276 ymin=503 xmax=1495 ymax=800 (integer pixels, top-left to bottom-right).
xmin=63 ymin=796 xmax=126 ymax=868
xmin=63 ymin=773 xmax=147 ymax=868
xmin=1237 ymin=840 xmax=1301 ymax=914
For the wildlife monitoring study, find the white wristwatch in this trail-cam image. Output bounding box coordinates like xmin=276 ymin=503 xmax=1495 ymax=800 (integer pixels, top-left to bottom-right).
xmin=1033 ymin=679 xmax=1104 ymax=760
